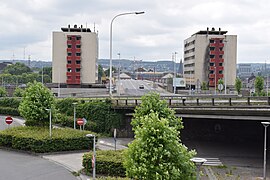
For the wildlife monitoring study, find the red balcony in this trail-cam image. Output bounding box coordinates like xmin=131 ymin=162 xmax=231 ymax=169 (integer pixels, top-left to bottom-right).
xmin=66 ymin=79 xmax=80 ymax=85
xmin=67 ymin=40 xmax=72 ymax=44
xmin=209 ymin=74 xmax=215 ymax=78
xmin=209 ymin=58 xmax=216 ymax=63
xmin=218 ymin=66 xmax=224 ymax=71
xmin=76 ymin=40 xmax=81 ymax=45
xmin=209 ymin=66 xmax=215 ymax=71
xmin=218 ymin=74 xmax=224 ymax=78
xmin=67 ymin=56 xmax=72 ymax=60
xmin=67 ymin=48 xmax=72 ymax=52
xmin=209 ymin=51 xmax=215 ymax=55
xmin=209 ymin=81 xmax=215 ymax=87
xmin=75 ymin=48 xmax=81 ymax=53
xmin=219 ymin=51 xmax=224 ymax=55
xmin=75 ymin=56 xmax=81 ymax=60
xmin=219 ymin=59 xmax=224 ymax=63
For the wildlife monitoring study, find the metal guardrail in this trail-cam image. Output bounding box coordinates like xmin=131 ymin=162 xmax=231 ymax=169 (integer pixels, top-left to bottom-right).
xmin=111 ymin=96 xmax=270 ymax=108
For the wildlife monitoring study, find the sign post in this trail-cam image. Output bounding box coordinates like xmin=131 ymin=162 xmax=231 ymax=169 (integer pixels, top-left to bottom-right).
xmin=77 ymin=118 xmax=84 ymax=131
xmin=82 ymin=118 xmax=87 ymax=131
xmin=5 ymin=116 xmax=13 ymax=128
xmin=114 ymin=128 xmax=117 ymax=151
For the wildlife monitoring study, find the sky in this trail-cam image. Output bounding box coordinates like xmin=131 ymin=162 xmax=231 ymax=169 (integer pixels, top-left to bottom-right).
xmin=1 ymin=0 xmax=270 ymax=63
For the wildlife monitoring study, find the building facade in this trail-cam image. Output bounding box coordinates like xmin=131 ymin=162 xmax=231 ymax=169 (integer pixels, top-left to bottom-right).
xmin=183 ymin=28 xmax=237 ymax=91
xmin=52 ymin=25 xmax=98 ymax=87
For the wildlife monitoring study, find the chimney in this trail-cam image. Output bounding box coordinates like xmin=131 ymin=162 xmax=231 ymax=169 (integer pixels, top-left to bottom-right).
xmin=68 ymin=24 xmax=70 ymax=32
xmin=219 ymin=27 xmax=221 ymax=35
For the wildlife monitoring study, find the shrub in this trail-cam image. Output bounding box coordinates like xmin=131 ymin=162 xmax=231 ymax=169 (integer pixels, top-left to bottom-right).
xmin=0 ymin=126 xmax=96 ymax=153
xmin=0 ymin=87 xmax=7 ymax=97
xmin=0 ymin=97 xmax=21 ymax=108
xmin=0 ymin=107 xmax=20 ymax=116
xmin=83 ymin=150 xmax=125 ymax=177
xmin=19 ymin=81 xmax=55 ymax=126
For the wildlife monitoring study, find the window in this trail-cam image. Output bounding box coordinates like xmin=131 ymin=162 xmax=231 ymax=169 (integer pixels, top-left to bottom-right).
xmin=67 ymin=44 xmax=72 ymax=48
xmin=76 ymin=68 xmax=80 ymax=72
xmin=219 ymin=63 xmax=223 ymax=66
xmin=219 ymin=55 xmax=223 ymax=58
xmin=76 ymin=36 xmax=81 ymax=40
xmin=76 ymin=45 xmax=81 ymax=48
xmin=219 ymin=71 xmax=223 ymax=74
xmin=210 ymin=55 xmax=215 ymax=58
xmin=67 ymin=61 xmax=71 ymax=64
xmin=210 ymin=40 xmax=214 ymax=43
xmin=220 ymin=40 xmax=223 ymax=43
xmin=210 ymin=47 xmax=215 ymax=51
xmin=67 ymin=68 xmax=71 ymax=72
xmin=210 ymin=63 xmax=214 ymax=66
xmin=76 ymin=61 xmax=81 ymax=64
xmin=67 ymin=36 xmax=72 ymax=40
xmin=67 ymin=52 xmax=72 ymax=56
xmin=219 ymin=47 xmax=223 ymax=51
xmin=76 ymin=53 xmax=81 ymax=56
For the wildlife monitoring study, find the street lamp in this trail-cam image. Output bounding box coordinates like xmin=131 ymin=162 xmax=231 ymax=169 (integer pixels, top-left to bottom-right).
xmin=214 ymin=66 xmax=217 ymax=95
xmin=72 ymin=102 xmax=77 ymax=129
xmin=86 ymin=134 xmax=96 ymax=180
xmin=117 ymin=52 xmax=121 ymax=96
xmin=261 ymin=122 xmax=270 ymax=180
xmin=190 ymin=157 xmax=207 ymax=180
xmin=174 ymin=52 xmax=177 ymax=94
xmin=45 ymin=108 xmax=52 ymax=139
xmin=109 ymin=11 xmax=145 ymax=96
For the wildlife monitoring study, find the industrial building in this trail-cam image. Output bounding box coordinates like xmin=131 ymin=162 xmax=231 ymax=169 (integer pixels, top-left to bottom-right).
xmin=183 ymin=27 xmax=237 ymax=91
xmin=52 ymin=25 xmax=98 ymax=87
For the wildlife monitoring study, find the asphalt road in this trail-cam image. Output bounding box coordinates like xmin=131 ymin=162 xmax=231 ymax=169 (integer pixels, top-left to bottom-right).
xmin=0 ymin=149 xmax=77 ymax=180
xmin=0 ymin=116 xmax=77 ymax=180
xmin=0 ymin=115 xmax=22 ymax=130
xmin=117 ymin=79 xmax=171 ymax=96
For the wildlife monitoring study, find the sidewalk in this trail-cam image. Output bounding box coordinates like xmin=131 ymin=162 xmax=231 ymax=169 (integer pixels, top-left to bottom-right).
xmin=42 ymin=138 xmax=132 ymax=180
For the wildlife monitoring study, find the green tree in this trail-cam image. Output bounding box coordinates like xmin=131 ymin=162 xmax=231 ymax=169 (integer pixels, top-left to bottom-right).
xmin=201 ymin=81 xmax=208 ymax=90
xmin=39 ymin=67 xmax=52 ymax=83
xmin=3 ymin=62 xmax=32 ymax=75
xmin=255 ymin=76 xmax=264 ymax=95
xmin=13 ymin=87 xmax=24 ymax=97
xmin=104 ymin=67 xmax=117 ymax=77
xmin=0 ymin=87 xmax=7 ymax=97
xmin=235 ymin=78 xmax=242 ymax=94
xmin=19 ymin=81 xmax=55 ymax=126
xmin=124 ymin=93 xmax=196 ymax=179
xmin=98 ymin=65 xmax=105 ymax=82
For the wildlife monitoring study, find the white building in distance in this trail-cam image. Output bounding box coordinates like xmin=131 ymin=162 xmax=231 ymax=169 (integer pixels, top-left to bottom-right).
xmin=52 ymin=24 xmax=98 ymax=87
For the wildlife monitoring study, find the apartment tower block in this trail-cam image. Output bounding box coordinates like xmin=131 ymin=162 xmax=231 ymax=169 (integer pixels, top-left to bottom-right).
xmin=52 ymin=25 xmax=98 ymax=87
xmin=183 ymin=28 xmax=237 ymax=91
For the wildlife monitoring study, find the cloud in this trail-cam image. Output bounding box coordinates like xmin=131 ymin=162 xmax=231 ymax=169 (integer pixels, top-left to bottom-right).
xmin=1 ymin=0 xmax=270 ymax=63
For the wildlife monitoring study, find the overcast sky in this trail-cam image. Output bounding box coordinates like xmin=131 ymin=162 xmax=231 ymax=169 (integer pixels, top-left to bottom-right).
xmin=1 ymin=0 xmax=270 ymax=63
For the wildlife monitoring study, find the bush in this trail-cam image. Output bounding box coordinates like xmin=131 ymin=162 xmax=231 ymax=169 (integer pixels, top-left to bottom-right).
xmin=83 ymin=150 xmax=125 ymax=177
xmin=0 ymin=97 xmax=21 ymax=108
xmin=0 ymin=126 xmax=97 ymax=153
xmin=0 ymin=107 xmax=20 ymax=116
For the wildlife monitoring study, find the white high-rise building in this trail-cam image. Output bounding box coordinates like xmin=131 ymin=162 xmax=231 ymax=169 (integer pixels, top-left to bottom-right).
xmin=52 ymin=25 xmax=98 ymax=87
xmin=183 ymin=27 xmax=237 ymax=91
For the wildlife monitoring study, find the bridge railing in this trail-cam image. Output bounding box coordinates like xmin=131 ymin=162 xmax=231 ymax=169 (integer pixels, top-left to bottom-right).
xmin=111 ymin=96 xmax=270 ymax=108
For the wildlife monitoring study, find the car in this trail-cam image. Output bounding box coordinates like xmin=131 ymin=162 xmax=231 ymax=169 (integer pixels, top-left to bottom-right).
xmin=139 ymin=84 xmax=144 ymax=89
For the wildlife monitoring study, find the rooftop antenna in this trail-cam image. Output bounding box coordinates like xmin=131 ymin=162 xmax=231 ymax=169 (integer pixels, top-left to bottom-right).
xmin=12 ymin=53 xmax=15 ymax=63
xmin=28 ymin=55 xmax=31 ymax=67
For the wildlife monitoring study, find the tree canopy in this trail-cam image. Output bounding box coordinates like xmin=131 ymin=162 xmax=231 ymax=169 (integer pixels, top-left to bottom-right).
xmin=235 ymin=77 xmax=242 ymax=94
xmin=255 ymin=76 xmax=264 ymax=95
xmin=3 ymin=62 xmax=32 ymax=75
xmin=19 ymin=81 xmax=55 ymax=126
xmin=124 ymin=93 xmax=196 ymax=179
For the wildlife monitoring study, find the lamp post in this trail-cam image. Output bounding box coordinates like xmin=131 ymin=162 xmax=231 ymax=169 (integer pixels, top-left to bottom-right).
xmin=174 ymin=52 xmax=177 ymax=94
xmin=45 ymin=108 xmax=52 ymax=139
xmin=261 ymin=122 xmax=270 ymax=180
xmin=117 ymin=52 xmax=121 ymax=96
xmin=224 ymin=38 xmax=227 ymax=94
xmin=214 ymin=66 xmax=217 ymax=95
xmin=109 ymin=11 xmax=145 ymax=96
xmin=72 ymin=102 xmax=77 ymax=129
xmin=86 ymin=134 xmax=96 ymax=180
xmin=190 ymin=157 xmax=207 ymax=180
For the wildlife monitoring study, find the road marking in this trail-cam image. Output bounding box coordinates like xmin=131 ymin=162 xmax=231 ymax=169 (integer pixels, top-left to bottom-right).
xmin=203 ymin=158 xmax=223 ymax=166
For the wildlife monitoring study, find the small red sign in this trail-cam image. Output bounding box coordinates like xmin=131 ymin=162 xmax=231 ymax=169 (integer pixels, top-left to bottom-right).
xmin=77 ymin=118 xmax=84 ymax=126
xmin=5 ymin=116 xmax=13 ymax=125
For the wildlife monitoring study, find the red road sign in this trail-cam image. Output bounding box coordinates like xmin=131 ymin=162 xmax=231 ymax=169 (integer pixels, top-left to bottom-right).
xmin=5 ymin=116 xmax=13 ymax=125
xmin=77 ymin=118 xmax=84 ymax=126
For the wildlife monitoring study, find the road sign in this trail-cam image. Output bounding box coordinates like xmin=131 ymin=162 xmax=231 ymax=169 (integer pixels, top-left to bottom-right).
xmin=218 ymin=84 xmax=224 ymax=91
xmin=77 ymin=118 xmax=84 ymax=126
xmin=5 ymin=116 xmax=13 ymax=125
xmin=82 ymin=118 xmax=87 ymax=125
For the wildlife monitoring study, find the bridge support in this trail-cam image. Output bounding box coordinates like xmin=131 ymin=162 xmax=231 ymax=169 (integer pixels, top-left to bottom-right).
xmin=229 ymin=98 xmax=232 ymax=106
xmin=212 ymin=98 xmax=215 ymax=106
xmin=196 ymin=99 xmax=199 ymax=106
xmin=247 ymin=97 xmax=250 ymax=105
xmin=182 ymin=99 xmax=186 ymax=106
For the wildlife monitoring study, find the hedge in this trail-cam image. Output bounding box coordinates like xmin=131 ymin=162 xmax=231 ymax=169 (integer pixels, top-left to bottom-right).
xmin=0 ymin=126 xmax=97 ymax=153
xmin=0 ymin=97 xmax=20 ymax=116
xmin=83 ymin=150 xmax=126 ymax=177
